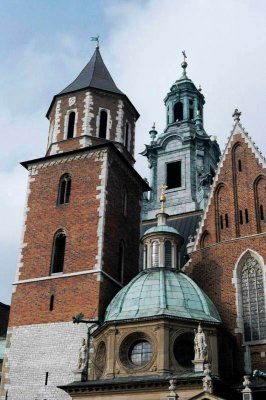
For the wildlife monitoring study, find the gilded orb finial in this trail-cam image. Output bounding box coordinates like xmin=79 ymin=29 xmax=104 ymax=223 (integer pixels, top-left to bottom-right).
xmin=159 ymin=184 xmax=168 ymax=212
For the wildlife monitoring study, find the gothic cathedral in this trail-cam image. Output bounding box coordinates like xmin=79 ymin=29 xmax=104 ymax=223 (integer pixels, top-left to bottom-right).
xmin=1 ymin=45 xmax=266 ymax=400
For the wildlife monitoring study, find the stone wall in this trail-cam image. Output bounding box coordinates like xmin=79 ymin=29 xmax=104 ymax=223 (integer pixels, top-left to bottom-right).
xmin=1 ymin=322 xmax=87 ymax=400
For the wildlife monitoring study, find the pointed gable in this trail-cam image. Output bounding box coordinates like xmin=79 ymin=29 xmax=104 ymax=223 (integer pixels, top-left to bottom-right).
xmin=193 ymin=119 xmax=266 ymax=251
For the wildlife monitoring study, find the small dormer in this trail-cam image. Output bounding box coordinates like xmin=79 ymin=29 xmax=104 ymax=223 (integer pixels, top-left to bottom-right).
xmin=46 ymin=45 xmax=139 ymax=165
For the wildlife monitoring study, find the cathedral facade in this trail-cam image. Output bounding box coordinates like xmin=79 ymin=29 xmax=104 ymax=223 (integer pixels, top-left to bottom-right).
xmin=0 ymin=45 xmax=265 ymax=400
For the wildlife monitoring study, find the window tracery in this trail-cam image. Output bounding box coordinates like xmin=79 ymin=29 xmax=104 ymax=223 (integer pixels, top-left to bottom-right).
xmin=240 ymin=256 xmax=266 ymax=342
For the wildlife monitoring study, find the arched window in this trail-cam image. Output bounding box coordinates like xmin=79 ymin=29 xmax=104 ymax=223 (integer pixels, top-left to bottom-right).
xmin=99 ymin=110 xmax=108 ymax=139
xmin=51 ymin=230 xmax=66 ymax=274
xmin=58 ymin=174 xmax=71 ymax=205
xmin=240 ymin=256 xmax=266 ymax=341
xmin=67 ymin=112 xmax=75 ymax=139
xmin=151 ymin=241 xmax=159 ymax=268
xmin=164 ymin=241 xmax=172 ymax=267
xmin=118 ymin=241 xmax=125 ymax=283
xmin=124 ymin=122 xmax=129 ymax=150
xmin=173 ymin=102 xmax=183 ymax=122
xmin=122 ymin=187 xmax=127 ymax=217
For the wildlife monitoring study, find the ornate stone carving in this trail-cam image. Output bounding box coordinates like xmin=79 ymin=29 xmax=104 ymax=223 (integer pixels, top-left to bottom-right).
xmin=78 ymin=338 xmax=88 ymax=371
xmin=194 ymin=323 xmax=208 ymax=361
xmin=202 ymin=363 xmax=213 ymax=393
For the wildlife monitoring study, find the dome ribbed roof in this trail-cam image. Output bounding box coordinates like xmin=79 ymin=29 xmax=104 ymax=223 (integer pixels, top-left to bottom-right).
xmin=143 ymin=225 xmax=181 ymax=237
xmin=104 ymin=269 xmax=221 ymax=324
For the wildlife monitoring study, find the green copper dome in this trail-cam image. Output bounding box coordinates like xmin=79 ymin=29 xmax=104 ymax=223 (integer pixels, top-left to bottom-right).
xmin=104 ymin=269 xmax=221 ymax=324
xmin=143 ymin=225 xmax=181 ymax=237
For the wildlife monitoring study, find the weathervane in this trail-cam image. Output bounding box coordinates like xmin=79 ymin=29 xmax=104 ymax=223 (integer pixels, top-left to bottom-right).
xmin=232 ymin=108 xmax=241 ymax=122
xmin=90 ymin=34 xmax=100 ymax=49
xmin=182 ymin=50 xmax=187 ymax=61
xmin=159 ymin=184 xmax=168 ymax=212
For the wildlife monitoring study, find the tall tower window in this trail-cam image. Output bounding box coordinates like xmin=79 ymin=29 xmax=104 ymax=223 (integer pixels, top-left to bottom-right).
xmin=164 ymin=241 xmax=172 ymax=267
xmin=99 ymin=110 xmax=108 ymax=139
xmin=118 ymin=240 xmax=125 ymax=283
xmin=240 ymin=256 xmax=266 ymax=341
xmin=189 ymin=99 xmax=194 ymax=120
xmin=51 ymin=230 xmax=66 ymax=274
xmin=58 ymin=174 xmax=71 ymax=205
xmin=67 ymin=112 xmax=75 ymax=139
xmin=173 ymin=102 xmax=183 ymax=122
xmin=151 ymin=241 xmax=159 ymax=268
xmin=166 ymin=161 xmax=182 ymax=189
xmin=124 ymin=122 xmax=129 ymax=150
xmin=122 ymin=187 xmax=128 ymax=217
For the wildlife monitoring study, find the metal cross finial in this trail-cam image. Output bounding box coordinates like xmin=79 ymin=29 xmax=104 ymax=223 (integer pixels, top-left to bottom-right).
xmin=90 ymin=34 xmax=100 ymax=48
xmin=159 ymin=184 xmax=168 ymax=212
xmin=232 ymin=108 xmax=241 ymax=122
xmin=182 ymin=50 xmax=187 ymax=61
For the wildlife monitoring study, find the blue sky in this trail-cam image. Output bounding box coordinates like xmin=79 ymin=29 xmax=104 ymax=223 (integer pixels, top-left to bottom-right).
xmin=1 ymin=0 xmax=266 ymax=303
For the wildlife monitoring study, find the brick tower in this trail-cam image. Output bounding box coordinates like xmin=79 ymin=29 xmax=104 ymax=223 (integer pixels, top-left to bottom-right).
xmin=0 ymin=45 xmax=148 ymax=400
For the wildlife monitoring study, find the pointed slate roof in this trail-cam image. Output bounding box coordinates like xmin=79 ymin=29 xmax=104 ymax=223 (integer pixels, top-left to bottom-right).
xmin=46 ymin=48 xmax=139 ymax=118
xmin=59 ymin=47 xmax=124 ymax=96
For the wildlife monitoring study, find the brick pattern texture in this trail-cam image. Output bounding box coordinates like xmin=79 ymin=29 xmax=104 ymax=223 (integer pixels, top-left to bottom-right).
xmin=187 ymin=130 xmax=266 ymax=377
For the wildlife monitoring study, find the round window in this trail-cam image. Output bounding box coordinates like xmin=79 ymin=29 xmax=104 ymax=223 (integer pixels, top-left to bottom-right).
xmin=173 ymin=332 xmax=194 ymax=368
xmin=129 ymin=340 xmax=152 ymax=366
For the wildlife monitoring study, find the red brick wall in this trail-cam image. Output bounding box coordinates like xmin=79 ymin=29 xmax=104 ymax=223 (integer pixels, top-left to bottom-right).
xmin=9 ymin=274 xmax=100 ymax=326
xmin=187 ymin=131 xmax=266 ymax=375
xmin=9 ymin=146 xmax=145 ymax=327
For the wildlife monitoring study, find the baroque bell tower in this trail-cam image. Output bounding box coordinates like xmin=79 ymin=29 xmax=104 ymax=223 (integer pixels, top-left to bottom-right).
xmin=142 ymin=53 xmax=220 ymax=219
xmin=1 ymin=43 xmax=148 ymax=400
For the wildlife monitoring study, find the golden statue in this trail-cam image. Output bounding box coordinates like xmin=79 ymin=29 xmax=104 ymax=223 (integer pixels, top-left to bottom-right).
xmin=159 ymin=184 xmax=168 ymax=212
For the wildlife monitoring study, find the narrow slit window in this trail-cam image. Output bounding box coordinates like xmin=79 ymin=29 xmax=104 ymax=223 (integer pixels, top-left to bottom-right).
xmin=99 ymin=110 xmax=108 ymax=139
xmin=239 ymin=210 xmax=243 ymax=225
xmin=124 ymin=122 xmax=129 ymax=150
xmin=143 ymin=245 xmax=148 ymax=269
xmin=58 ymin=174 xmax=71 ymax=205
xmin=166 ymin=161 xmax=182 ymax=189
xmin=238 ymin=159 xmax=242 ymax=172
xmin=49 ymin=295 xmax=54 ymax=311
xmin=118 ymin=241 xmax=125 ymax=283
xmin=45 ymin=372 xmax=49 ymax=386
xmin=67 ymin=112 xmax=75 ymax=139
xmin=122 ymin=187 xmax=127 ymax=217
xmin=225 ymin=213 xmax=229 ymax=228
xmin=260 ymin=205 xmax=264 ymax=221
xmin=164 ymin=241 xmax=172 ymax=267
xmin=51 ymin=231 xmax=66 ymax=274
xmin=245 ymin=208 xmax=249 ymax=223
xmin=220 ymin=215 xmax=224 ymax=230
xmin=151 ymin=241 xmax=159 ymax=268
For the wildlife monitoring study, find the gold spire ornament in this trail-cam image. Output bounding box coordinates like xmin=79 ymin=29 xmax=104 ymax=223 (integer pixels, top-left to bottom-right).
xmin=160 ymin=184 xmax=168 ymax=212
